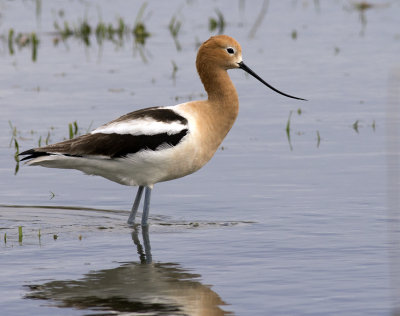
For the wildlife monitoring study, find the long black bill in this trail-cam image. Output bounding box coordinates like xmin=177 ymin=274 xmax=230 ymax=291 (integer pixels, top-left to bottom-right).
xmin=238 ymin=61 xmax=307 ymax=101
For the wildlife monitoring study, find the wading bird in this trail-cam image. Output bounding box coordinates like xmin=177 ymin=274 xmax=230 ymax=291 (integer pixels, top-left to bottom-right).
xmin=20 ymin=35 xmax=305 ymax=226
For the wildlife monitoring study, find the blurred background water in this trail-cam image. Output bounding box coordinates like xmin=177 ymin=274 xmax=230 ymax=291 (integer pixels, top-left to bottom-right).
xmin=1 ymin=0 xmax=400 ymax=315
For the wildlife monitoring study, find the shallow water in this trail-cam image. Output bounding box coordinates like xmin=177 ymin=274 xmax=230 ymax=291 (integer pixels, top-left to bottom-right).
xmin=1 ymin=0 xmax=400 ymax=315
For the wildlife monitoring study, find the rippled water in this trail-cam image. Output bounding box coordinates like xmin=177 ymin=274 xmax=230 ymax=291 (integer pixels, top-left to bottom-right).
xmin=1 ymin=0 xmax=400 ymax=315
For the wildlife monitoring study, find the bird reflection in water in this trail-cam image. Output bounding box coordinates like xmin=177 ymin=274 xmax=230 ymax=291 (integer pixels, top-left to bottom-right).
xmin=132 ymin=225 xmax=152 ymax=264
xmin=25 ymin=227 xmax=231 ymax=315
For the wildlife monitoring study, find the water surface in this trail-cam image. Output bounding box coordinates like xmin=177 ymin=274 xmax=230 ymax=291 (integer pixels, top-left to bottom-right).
xmin=1 ymin=1 xmax=400 ymax=315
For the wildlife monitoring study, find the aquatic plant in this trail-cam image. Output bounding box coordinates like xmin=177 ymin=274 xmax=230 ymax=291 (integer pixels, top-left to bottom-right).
xmin=352 ymin=120 xmax=360 ymax=133
xmin=55 ymin=17 xmax=133 ymax=47
xmin=348 ymin=1 xmax=388 ymax=36
xmin=133 ymin=22 xmax=150 ymax=45
xmin=316 ymin=130 xmax=321 ymax=148
xmin=14 ymin=139 xmax=20 ymax=159
xmin=352 ymin=1 xmax=373 ymax=11
xmin=94 ymin=22 xmax=106 ymax=44
xmin=76 ymin=19 xmax=91 ymax=46
xmin=7 ymin=29 xmax=40 ymax=62
xmin=209 ymin=9 xmax=225 ymax=34
xmin=169 ymin=15 xmax=182 ymax=51
xmin=38 ymin=130 xmax=51 ymax=147
xmin=9 ymin=121 xmax=21 ymax=174
xmin=133 ymin=2 xmax=151 ymax=45
xmin=248 ymin=0 xmax=269 ymax=38
xmin=18 ymin=226 xmax=23 ymax=243
xmin=45 ymin=131 xmax=51 ymax=146
xmin=131 ymin=3 xmax=152 ymax=63
xmin=54 ymin=21 xmax=73 ymax=40
xmin=4 ymin=4 xmax=153 ymax=61
xmin=286 ymin=111 xmax=293 ymax=151
xmin=8 ymin=29 xmax=14 ymax=55
xmin=116 ymin=18 xmax=126 ymax=40
xmin=14 ymin=139 xmax=20 ymax=175
xmin=68 ymin=121 xmax=79 ymax=139
xmin=171 ymin=60 xmax=178 ymax=82
xmin=31 ymin=33 xmax=39 ymax=61
xmin=8 ymin=121 xmax=18 ymax=147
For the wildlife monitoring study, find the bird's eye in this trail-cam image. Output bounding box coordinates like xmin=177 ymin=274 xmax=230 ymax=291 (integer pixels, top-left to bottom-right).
xmin=226 ymin=47 xmax=235 ymax=54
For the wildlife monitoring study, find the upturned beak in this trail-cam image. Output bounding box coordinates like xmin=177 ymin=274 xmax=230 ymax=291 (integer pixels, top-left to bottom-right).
xmin=238 ymin=61 xmax=307 ymax=101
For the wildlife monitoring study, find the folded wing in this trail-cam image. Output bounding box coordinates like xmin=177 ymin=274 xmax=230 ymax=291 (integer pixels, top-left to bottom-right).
xmin=20 ymin=107 xmax=189 ymax=161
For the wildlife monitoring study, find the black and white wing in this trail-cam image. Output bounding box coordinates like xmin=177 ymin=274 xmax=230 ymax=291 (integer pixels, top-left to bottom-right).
xmin=20 ymin=107 xmax=189 ymax=161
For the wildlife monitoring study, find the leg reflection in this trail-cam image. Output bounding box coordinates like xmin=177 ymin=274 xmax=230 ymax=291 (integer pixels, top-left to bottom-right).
xmin=131 ymin=226 xmax=152 ymax=264
xmin=142 ymin=225 xmax=152 ymax=264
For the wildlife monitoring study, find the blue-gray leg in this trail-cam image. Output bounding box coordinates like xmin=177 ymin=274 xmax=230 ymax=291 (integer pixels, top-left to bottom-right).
xmin=127 ymin=186 xmax=144 ymax=225
xmin=141 ymin=186 xmax=152 ymax=226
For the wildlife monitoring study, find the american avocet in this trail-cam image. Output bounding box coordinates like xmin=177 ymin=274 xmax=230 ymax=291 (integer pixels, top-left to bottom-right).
xmin=20 ymin=35 xmax=305 ymax=226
